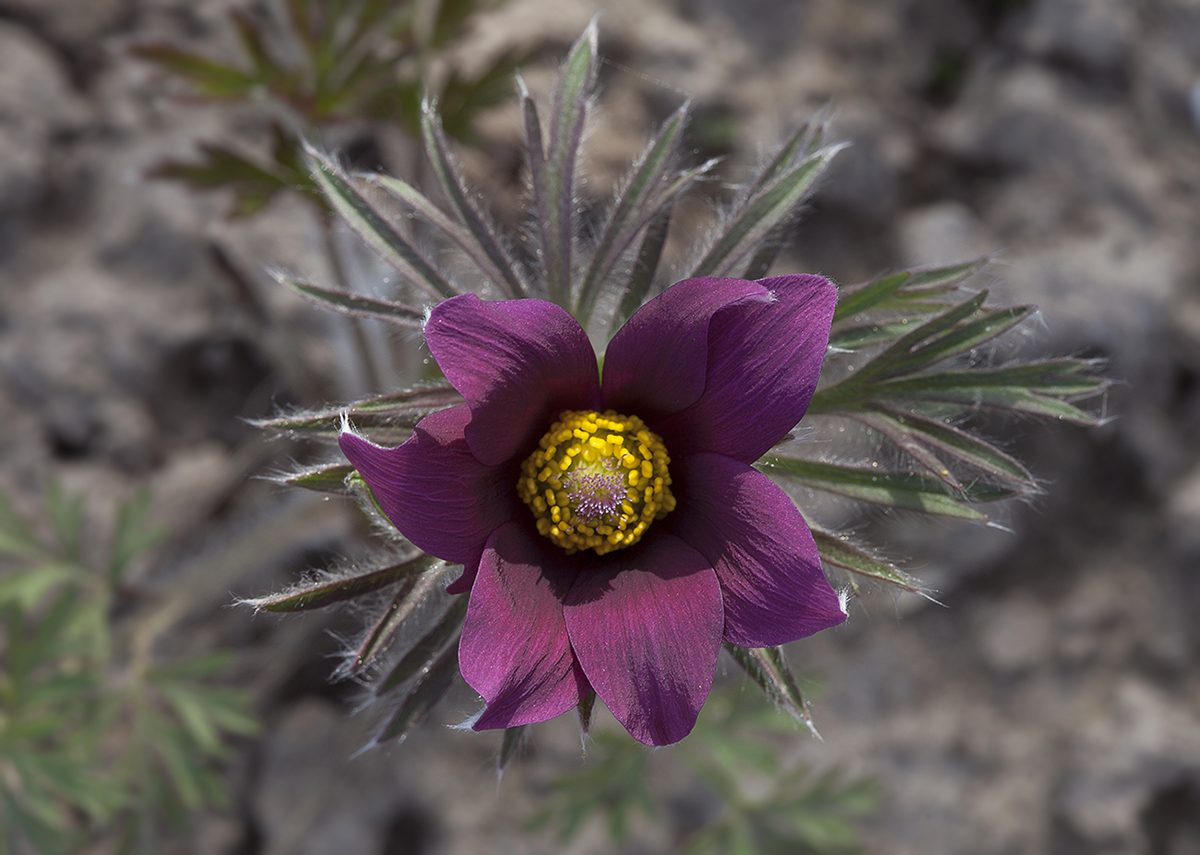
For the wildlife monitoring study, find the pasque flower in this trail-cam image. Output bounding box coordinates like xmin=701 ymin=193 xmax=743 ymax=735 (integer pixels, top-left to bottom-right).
xmin=339 ymin=274 xmax=847 ymax=745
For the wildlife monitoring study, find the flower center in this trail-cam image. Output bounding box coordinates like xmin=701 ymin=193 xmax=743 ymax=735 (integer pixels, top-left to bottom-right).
xmin=518 ymin=410 xmax=675 ymax=555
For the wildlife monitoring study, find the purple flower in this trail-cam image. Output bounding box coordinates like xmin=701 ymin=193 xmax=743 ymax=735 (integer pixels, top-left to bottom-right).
xmin=338 ymin=275 xmax=847 ymax=745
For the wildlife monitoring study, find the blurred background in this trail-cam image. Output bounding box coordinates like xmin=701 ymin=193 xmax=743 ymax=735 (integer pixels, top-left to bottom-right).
xmin=0 ymin=0 xmax=1198 ymax=853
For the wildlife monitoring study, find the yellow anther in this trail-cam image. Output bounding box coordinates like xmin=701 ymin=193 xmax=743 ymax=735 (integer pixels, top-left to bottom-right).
xmin=517 ymin=409 xmax=674 ymax=556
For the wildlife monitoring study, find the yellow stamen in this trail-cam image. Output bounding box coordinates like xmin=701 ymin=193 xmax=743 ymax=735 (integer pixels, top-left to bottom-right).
xmin=517 ymin=409 xmax=675 ymax=555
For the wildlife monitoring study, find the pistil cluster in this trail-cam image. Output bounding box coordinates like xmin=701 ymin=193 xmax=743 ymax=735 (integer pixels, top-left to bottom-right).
xmin=518 ymin=410 xmax=675 ymax=555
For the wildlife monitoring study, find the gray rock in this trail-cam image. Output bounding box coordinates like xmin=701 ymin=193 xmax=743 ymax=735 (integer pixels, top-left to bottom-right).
xmin=0 ymin=21 xmax=88 ymax=212
xmin=0 ymin=0 xmax=131 ymax=47
xmin=1022 ymin=0 xmax=1136 ymax=74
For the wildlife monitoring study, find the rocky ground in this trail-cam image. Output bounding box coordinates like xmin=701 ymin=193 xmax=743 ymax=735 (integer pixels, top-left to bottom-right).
xmin=2 ymin=0 xmax=1199 ymax=853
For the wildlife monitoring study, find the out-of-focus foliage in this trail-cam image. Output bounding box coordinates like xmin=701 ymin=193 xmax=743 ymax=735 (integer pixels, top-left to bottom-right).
xmin=526 ymin=683 xmax=879 ymax=854
xmin=131 ymin=0 xmax=531 ymax=216
xmin=0 ymin=486 xmax=258 ymax=855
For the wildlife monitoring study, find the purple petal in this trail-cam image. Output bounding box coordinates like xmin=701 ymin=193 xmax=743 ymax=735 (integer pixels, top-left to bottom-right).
xmin=461 ymin=523 xmax=590 ymax=730
xmin=601 ymin=277 xmax=771 ymax=423
xmin=425 ymin=294 xmax=600 ymax=467
xmin=338 ymin=406 xmax=517 ymax=578
xmin=666 ymin=453 xmax=846 ymax=647
xmin=651 ymin=274 xmax=836 ymax=462
xmin=563 ymin=535 xmax=722 ymax=746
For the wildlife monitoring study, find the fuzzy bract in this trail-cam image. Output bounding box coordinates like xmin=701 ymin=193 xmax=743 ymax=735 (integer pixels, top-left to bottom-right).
xmin=338 ymin=274 xmax=847 ymax=746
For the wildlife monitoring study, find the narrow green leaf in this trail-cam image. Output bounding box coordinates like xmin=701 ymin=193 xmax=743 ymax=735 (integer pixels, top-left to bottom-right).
xmin=107 ymin=490 xmax=162 ymax=585
xmin=0 ymin=564 xmax=75 ymax=610
xmin=148 ymin=715 xmax=207 ymax=810
xmin=347 ymin=561 xmax=451 ymax=674
xmin=531 ymin=23 xmax=598 ymax=304
xmin=0 ymin=489 xmax=44 ymax=557
xmin=373 ymin=639 xmax=460 ymax=744
xmin=421 ymin=103 xmax=528 ymax=297
xmin=576 ymin=691 xmax=597 ymax=743
xmin=279 ymin=274 xmax=425 ymax=327
xmin=252 ymin=383 xmax=461 ymax=441
xmin=376 ymin=596 xmax=468 ymax=693
xmin=159 ymin=684 xmax=223 ymax=755
xmin=498 ymin=725 xmax=527 ymax=774
xmin=243 ymin=551 xmax=437 ymax=613
xmin=851 ymin=290 xmax=990 ymax=383
xmin=895 ymin=305 xmax=1034 ymax=377
xmin=129 ymin=43 xmax=260 ymax=98
xmin=866 ymin=378 xmax=1102 ymax=423
xmin=828 ymin=319 xmax=921 ymax=351
xmin=610 ymin=203 xmax=673 ymax=334
xmin=833 ymin=272 xmax=910 ymax=322
xmin=760 ymin=455 xmax=1015 ymax=519
xmin=744 ymin=116 xmax=823 ymax=200
xmin=810 ymin=527 xmax=920 ymax=593
xmin=903 ymin=256 xmax=988 ymax=292
xmin=723 ymin=644 xmax=818 ymax=737
xmin=272 ymin=462 xmax=357 ymax=495
xmin=690 ymin=144 xmax=844 ymax=278
xmin=44 ymin=481 xmax=84 ymax=563
xmin=849 ymin=409 xmax=961 ymax=490
xmin=369 ymin=173 xmax=520 ymax=297
xmin=308 ymin=150 xmax=459 ymax=300
xmin=574 ymin=102 xmax=691 ymax=320
xmin=866 ymin=405 xmax=1035 ymax=487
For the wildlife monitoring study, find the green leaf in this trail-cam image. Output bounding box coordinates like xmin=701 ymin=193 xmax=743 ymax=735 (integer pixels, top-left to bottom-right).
xmin=846 ymin=365 xmax=1105 ymax=424
xmin=252 ymin=383 xmax=461 ymax=442
xmin=148 ymin=139 xmax=304 ymax=217
xmin=855 ymin=406 xmax=1036 ymax=488
xmin=723 ymin=644 xmax=818 ymax=736
xmin=307 ymin=149 xmax=459 ymax=301
xmin=690 ymin=143 xmax=845 ymax=278
xmin=574 ymin=102 xmax=702 ymax=321
xmin=810 ymin=527 xmax=921 ymax=593
xmin=369 ymin=172 xmax=520 ymax=298
xmin=833 ymin=272 xmax=910 ymax=322
xmin=376 ymin=596 xmax=468 ymax=693
xmin=128 ymin=42 xmax=260 ymax=98
xmin=243 ymin=551 xmax=438 ymax=613
xmin=278 ymin=273 xmax=426 ymax=327
xmin=373 ymin=639 xmax=460 ymax=744
xmin=0 ymin=489 xmax=44 ymax=558
xmin=273 ymin=462 xmax=357 ymax=495
xmin=347 ymin=561 xmax=451 ymax=674
xmin=498 ymin=725 xmax=527 ymax=774
xmin=107 ymin=490 xmax=162 ymax=585
xmin=44 ymin=482 xmax=84 ymax=563
xmin=421 ymin=103 xmax=528 ymax=298
xmin=610 ymin=202 xmax=674 ymax=334
xmin=158 ymin=684 xmax=224 ymax=755
xmin=534 ymin=22 xmax=598 ymax=304
xmin=0 ymin=563 xmax=76 ymax=609
xmin=760 ymin=455 xmax=1016 ymax=519
xmin=904 ymin=256 xmax=989 ymax=292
